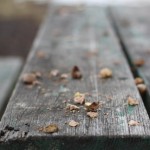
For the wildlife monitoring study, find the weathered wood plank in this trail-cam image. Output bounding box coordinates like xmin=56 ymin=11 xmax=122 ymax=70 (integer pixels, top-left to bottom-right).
xmin=110 ymin=7 xmax=150 ymax=115
xmin=0 ymin=57 xmax=22 ymax=118
xmin=0 ymin=6 xmax=150 ymax=149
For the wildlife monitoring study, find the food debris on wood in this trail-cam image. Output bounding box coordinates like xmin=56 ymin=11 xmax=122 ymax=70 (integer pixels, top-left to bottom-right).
xmin=135 ymin=77 xmax=144 ymax=85
xmin=127 ymin=96 xmax=139 ymax=106
xmin=87 ymin=112 xmax=98 ymax=118
xmin=50 ymin=69 xmax=60 ymax=77
xmin=85 ymin=102 xmax=100 ymax=112
xmin=60 ymin=73 xmax=69 ymax=80
xmin=99 ymin=68 xmax=112 ymax=78
xmin=66 ymin=104 xmax=80 ymax=111
xmin=68 ymin=120 xmax=79 ymax=127
xmin=134 ymin=59 xmax=145 ymax=67
xmin=71 ymin=66 xmax=82 ymax=79
xmin=36 ymin=51 xmax=46 ymax=59
xmin=22 ymin=73 xmax=37 ymax=85
xmin=128 ymin=120 xmax=140 ymax=126
xmin=39 ymin=124 xmax=59 ymax=133
xmin=74 ymin=92 xmax=85 ymax=104
xmin=137 ymin=84 xmax=147 ymax=94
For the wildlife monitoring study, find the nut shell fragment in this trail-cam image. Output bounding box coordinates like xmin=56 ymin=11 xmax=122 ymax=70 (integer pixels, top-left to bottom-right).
xmin=71 ymin=66 xmax=82 ymax=79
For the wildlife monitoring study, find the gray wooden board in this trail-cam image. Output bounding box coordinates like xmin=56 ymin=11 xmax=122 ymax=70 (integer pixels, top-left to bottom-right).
xmin=110 ymin=7 xmax=150 ymax=116
xmin=0 ymin=6 xmax=150 ymax=150
xmin=0 ymin=57 xmax=22 ymax=118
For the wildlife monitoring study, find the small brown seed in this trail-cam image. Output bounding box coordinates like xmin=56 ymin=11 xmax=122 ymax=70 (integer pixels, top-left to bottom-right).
xmin=71 ymin=66 xmax=82 ymax=79
xmin=22 ymin=73 xmax=36 ymax=84
xmin=137 ymin=84 xmax=147 ymax=94
xmin=99 ymin=68 xmax=112 ymax=78
xmin=134 ymin=59 xmax=145 ymax=67
xmin=127 ymin=96 xmax=139 ymax=106
xmin=135 ymin=77 xmax=144 ymax=85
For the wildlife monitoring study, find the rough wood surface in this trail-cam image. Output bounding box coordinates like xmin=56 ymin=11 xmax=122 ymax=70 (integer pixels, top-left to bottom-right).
xmin=0 ymin=6 xmax=150 ymax=149
xmin=0 ymin=57 xmax=22 ymax=118
xmin=110 ymin=7 xmax=150 ymax=115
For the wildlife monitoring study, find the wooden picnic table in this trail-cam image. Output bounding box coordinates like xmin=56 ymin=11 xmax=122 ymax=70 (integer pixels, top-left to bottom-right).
xmin=0 ymin=6 xmax=150 ymax=150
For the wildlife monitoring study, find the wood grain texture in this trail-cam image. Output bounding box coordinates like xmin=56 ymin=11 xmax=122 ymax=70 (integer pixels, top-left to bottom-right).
xmin=0 ymin=6 xmax=150 ymax=149
xmin=0 ymin=57 xmax=22 ymax=118
xmin=110 ymin=7 xmax=150 ymax=116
